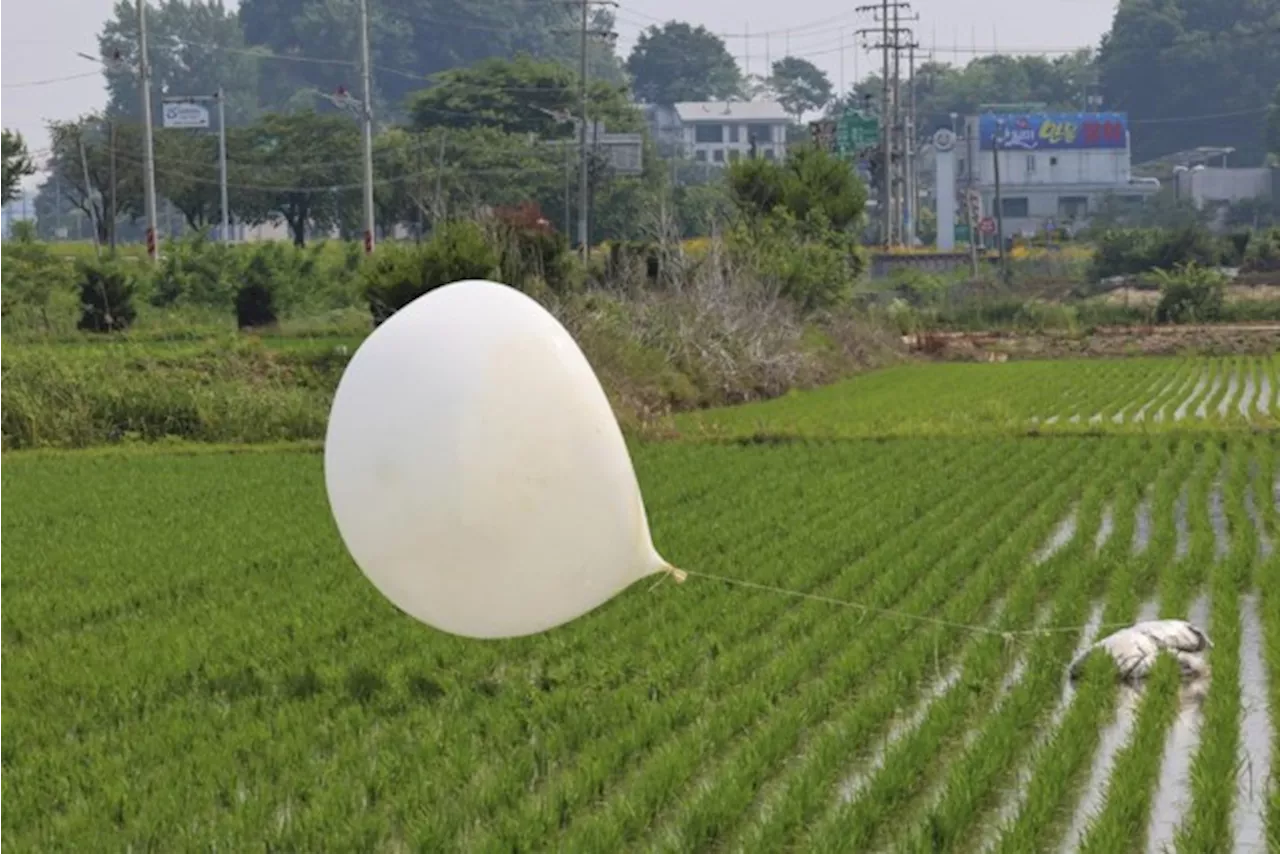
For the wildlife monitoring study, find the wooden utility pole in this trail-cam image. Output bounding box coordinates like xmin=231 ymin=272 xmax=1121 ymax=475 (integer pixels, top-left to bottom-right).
xmin=856 ymin=1 xmax=914 ymax=247
xmin=558 ymin=0 xmax=616 ymax=259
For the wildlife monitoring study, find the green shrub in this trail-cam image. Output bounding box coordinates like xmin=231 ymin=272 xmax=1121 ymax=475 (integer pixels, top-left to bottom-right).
xmin=235 ymin=252 xmax=279 ymax=329
xmin=77 ymin=260 xmax=138 ymax=332
xmin=729 ymin=210 xmax=859 ymax=313
xmin=1152 ymin=262 xmax=1226 ymax=324
xmin=361 ymin=220 xmax=497 ymax=324
xmin=1090 ymin=226 xmax=1224 ymax=280
xmin=150 ymin=233 xmax=238 ymax=309
xmin=489 ymin=202 xmax=575 ymax=293
xmin=1 ymin=227 xmax=76 ymax=332
xmin=1241 ymin=227 xmax=1280 ymax=273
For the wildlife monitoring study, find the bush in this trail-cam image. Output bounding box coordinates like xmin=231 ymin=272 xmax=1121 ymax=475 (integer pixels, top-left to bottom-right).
xmin=1241 ymin=227 xmax=1280 ymax=273
xmin=1089 ymin=226 xmax=1224 ymax=280
xmin=1153 ymin=262 xmax=1226 ymax=324
xmin=727 ymin=210 xmax=859 ymax=313
xmin=77 ymin=260 xmax=138 ymax=332
xmin=488 ymin=202 xmax=575 ymax=293
xmin=361 ymin=220 xmax=498 ymax=324
xmin=1 ymin=226 xmax=76 ymax=333
xmin=150 ymin=232 xmax=238 ymax=309
xmin=235 ymin=252 xmax=278 ymax=329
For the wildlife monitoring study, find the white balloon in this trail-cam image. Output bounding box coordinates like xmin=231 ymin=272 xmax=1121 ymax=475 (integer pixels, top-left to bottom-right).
xmin=324 ymin=279 xmax=675 ymax=639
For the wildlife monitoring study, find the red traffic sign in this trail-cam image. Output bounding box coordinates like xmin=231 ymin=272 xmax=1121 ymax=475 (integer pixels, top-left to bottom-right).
xmin=979 ymin=216 xmax=997 ymax=236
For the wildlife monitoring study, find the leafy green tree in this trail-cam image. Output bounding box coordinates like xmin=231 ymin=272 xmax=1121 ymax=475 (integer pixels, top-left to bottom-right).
xmin=2 ymin=129 xmax=36 ymax=204
xmin=238 ymin=0 xmax=619 ymax=117
xmin=1098 ymin=0 xmax=1279 ymax=164
xmin=769 ymin=57 xmax=833 ymax=120
xmin=99 ymin=0 xmax=261 ymax=126
xmin=44 ymin=115 xmax=146 ymax=245
xmin=727 ymin=144 xmax=867 ymax=233
xmin=625 ymin=22 xmax=742 ymax=104
xmin=408 ymin=56 xmax=641 ymax=137
xmin=233 ymin=111 xmax=361 ymax=246
xmin=153 ymin=128 xmax=225 ymax=230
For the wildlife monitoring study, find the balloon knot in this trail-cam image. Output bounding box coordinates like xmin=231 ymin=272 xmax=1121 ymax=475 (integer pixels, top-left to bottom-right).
xmin=666 ymin=566 xmax=689 ymax=583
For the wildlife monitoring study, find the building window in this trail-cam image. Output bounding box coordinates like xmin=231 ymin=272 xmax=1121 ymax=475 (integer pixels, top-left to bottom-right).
xmin=763 ymin=148 xmax=776 ymax=160
xmin=694 ymin=123 xmax=723 ymax=144
xmin=1049 ymin=156 xmax=1059 ymax=166
xmin=728 ymin=125 xmax=740 ymax=143
xmin=712 ymin=149 xmax=725 ymax=163
xmin=1058 ymin=196 xmax=1088 ymax=219
xmin=1026 ymin=155 xmax=1037 ymax=174
xmin=958 ymin=157 xmax=966 ymax=176
xmin=747 ymin=123 xmax=774 ymax=143
xmin=1000 ymin=197 xmax=1029 ymax=217
xmin=694 ymin=149 xmax=707 ymax=162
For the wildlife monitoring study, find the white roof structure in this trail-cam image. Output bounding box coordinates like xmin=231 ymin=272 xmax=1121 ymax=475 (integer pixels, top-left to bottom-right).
xmin=672 ymin=101 xmax=790 ymax=123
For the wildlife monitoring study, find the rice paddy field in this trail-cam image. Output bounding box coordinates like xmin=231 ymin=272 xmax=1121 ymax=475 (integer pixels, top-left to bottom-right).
xmin=4 ymin=355 xmax=1279 ymax=852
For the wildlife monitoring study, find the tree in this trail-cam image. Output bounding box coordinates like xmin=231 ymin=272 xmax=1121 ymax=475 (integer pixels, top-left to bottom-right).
xmin=233 ymin=111 xmax=361 ymax=246
xmin=1268 ymin=82 xmax=1280 ymax=161
xmin=238 ymin=0 xmax=620 ymax=118
xmin=99 ymin=0 xmax=261 ymax=126
xmin=408 ymin=56 xmax=641 ymax=138
xmin=726 ymin=144 xmax=867 ymax=233
xmin=1098 ymin=0 xmax=1280 ymax=164
xmin=625 ymin=22 xmax=742 ymax=104
xmin=769 ymin=57 xmax=832 ymax=120
xmin=153 ymin=127 xmax=228 ymax=230
xmin=2 ymin=129 xmax=36 ymax=204
xmin=44 ymin=115 xmax=146 ymax=245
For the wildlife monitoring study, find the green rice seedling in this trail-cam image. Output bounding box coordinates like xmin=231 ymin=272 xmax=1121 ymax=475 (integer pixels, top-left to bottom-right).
xmin=535 ymin=443 xmax=1097 ymax=853
xmin=1174 ymin=441 xmax=1247 ymax=853
xmin=1076 ymin=652 xmax=1182 ymax=854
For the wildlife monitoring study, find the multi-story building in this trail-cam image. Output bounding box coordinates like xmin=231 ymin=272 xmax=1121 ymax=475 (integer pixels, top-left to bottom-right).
xmin=958 ymin=111 xmax=1160 ymax=235
xmin=643 ymin=101 xmax=790 ymax=165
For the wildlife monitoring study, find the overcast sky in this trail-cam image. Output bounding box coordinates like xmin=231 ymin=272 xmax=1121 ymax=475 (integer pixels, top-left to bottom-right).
xmin=2 ymin=0 xmax=1119 ymax=185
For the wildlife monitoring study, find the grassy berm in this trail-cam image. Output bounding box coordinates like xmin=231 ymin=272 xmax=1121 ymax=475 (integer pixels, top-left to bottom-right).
xmin=1 ymin=284 xmax=902 ymax=450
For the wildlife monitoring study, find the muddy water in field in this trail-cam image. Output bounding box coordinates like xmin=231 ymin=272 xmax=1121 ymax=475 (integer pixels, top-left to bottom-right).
xmin=1259 ymin=374 xmax=1272 ymax=415
xmin=1133 ymin=495 xmax=1153 ymax=555
xmin=1195 ymin=371 xmax=1223 ymax=419
xmin=1233 ymin=595 xmax=1273 ymax=854
xmin=1216 ymin=369 xmax=1240 ymax=418
xmin=1209 ymin=479 xmax=1229 ymax=560
xmin=1245 ymin=485 xmax=1274 ymax=560
xmin=1175 ymin=487 xmax=1190 ymax=560
xmin=1095 ymin=506 xmax=1114 ymax=553
xmin=1058 ymin=684 xmax=1143 ymax=853
xmin=1173 ymin=372 xmax=1209 ymax=422
xmin=1237 ymin=371 xmax=1256 ymax=418
xmin=836 ymin=664 xmax=963 ymax=803
xmin=977 ymin=604 xmax=1106 ymax=854
xmin=1035 ymin=511 xmax=1078 ymax=565
xmin=1145 ymin=594 xmax=1211 ymax=854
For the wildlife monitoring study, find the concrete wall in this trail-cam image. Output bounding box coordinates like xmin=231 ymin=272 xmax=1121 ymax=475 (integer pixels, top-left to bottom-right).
xmin=1175 ymin=167 xmax=1274 ymax=208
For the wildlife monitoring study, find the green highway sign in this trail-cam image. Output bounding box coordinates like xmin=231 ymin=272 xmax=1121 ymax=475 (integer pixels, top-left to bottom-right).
xmin=837 ymin=111 xmax=880 ymax=155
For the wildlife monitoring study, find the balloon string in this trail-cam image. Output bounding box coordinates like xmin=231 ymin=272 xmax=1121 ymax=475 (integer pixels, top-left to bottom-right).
xmin=673 ymin=569 xmax=1137 ymax=639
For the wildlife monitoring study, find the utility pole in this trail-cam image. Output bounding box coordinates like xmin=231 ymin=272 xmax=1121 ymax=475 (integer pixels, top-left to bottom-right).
xmin=992 ymin=118 xmax=1009 ymax=283
xmin=358 ymin=0 xmax=376 ymax=253
xmin=108 ymin=119 xmax=118 ymax=251
xmin=217 ymin=89 xmax=229 ymax=243
xmin=558 ymin=0 xmax=616 ymax=259
xmin=905 ymin=39 xmax=917 ymax=246
xmin=856 ymin=1 xmax=913 ymax=247
xmin=137 ymin=0 xmax=159 ymax=262
xmin=76 ymin=131 xmax=101 ymax=258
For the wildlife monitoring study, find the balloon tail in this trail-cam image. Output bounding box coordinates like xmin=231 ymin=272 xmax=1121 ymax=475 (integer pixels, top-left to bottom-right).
xmin=665 ymin=565 xmax=688 ymax=583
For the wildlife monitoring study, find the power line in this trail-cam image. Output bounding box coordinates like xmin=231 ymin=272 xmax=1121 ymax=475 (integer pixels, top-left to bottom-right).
xmin=2 ymin=70 xmax=102 ymax=88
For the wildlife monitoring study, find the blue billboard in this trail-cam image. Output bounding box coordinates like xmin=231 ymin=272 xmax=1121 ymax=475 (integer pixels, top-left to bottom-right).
xmin=977 ymin=112 xmax=1128 ymax=151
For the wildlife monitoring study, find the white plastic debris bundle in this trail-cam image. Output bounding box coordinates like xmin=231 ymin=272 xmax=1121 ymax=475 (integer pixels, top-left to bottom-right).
xmin=1069 ymin=620 xmax=1211 ymax=682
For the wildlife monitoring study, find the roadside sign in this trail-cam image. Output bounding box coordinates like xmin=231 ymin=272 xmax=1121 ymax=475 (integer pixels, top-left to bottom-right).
xmin=837 ymin=110 xmax=880 ymax=155
xmin=954 ymin=224 xmax=971 ymax=242
xmin=162 ymin=101 xmax=211 ymax=129
xmin=979 ymin=216 xmax=997 ymax=236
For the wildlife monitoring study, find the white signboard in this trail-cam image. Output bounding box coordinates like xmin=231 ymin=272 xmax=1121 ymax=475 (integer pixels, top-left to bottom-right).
xmin=162 ymin=102 xmax=210 ymax=129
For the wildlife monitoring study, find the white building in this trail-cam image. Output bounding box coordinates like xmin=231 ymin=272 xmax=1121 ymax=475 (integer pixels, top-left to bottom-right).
xmin=1173 ymin=165 xmax=1277 ymax=209
xmin=642 ymin=101 xmax=790 ymax=165
xmin=958 ymin=112 xmax=1160 ymax=236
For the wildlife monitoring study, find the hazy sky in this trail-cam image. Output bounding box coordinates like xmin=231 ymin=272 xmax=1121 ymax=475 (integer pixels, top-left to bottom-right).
xmin=2 ymin=0 xmax=1120 ymax=183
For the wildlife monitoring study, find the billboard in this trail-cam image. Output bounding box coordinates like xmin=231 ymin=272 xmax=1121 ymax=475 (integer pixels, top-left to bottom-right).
xmin=977 ymin=112 xmax=1127 ymax=151
xmin=162 ymin=101 xmax=211 ymax=129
